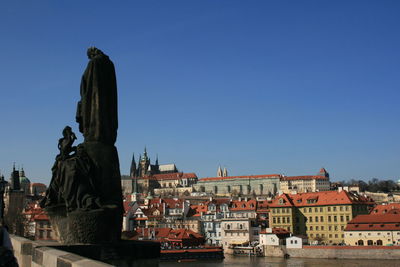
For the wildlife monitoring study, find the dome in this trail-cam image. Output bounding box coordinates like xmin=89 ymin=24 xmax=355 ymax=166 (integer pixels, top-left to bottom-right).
xmin=20 ymin=176 xmax=31 ymax=185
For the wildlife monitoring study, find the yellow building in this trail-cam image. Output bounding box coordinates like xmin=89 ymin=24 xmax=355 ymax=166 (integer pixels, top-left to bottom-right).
xmin=344 ymin=213 xmax=400 ymax=246
xmin=269 ymin=190 xmax=373 ymax=244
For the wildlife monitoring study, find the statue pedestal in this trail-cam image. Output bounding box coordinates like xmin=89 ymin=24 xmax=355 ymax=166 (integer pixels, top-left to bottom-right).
xmin=46 ymin=206 xmax=121 ymax=244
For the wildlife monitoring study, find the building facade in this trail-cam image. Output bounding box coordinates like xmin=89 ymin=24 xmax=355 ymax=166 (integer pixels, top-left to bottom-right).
xmin=344 ymin=213 xmax=400 ymax=246
xmin=193 ymin=174 xmax=281 ymax=197
xmin=269 ymin=190 xmax=374 ymax=244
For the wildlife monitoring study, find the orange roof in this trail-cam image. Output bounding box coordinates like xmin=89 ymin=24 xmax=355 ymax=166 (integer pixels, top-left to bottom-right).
xmin=230 ymin=199 xmax=257 ymax=211
xmin=270 ymin=190 xmax=374 ymax=208
xmin=132 ymin=228 xmax=204 ymax=241
xmin=281 ymin=175 xmax=328 ymax=181
xmin=260 ymin=227 xmax=290 ymax=235
xmin=150 ymin=172 xmax=197 ymax=181
xmin=345 ymin=213 xmax=400 ymax=231
xmin=371 ymin=203 xmax=400 ymax=214
xmin=200 ymin=174 xmax=281 ymax=181
xmin=31 ymin=183 xmax=47 ymax=187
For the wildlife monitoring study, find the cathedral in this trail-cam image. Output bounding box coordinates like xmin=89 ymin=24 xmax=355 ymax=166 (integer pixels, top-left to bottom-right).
xmin=129 ymin=147 xmax=178 ymax=178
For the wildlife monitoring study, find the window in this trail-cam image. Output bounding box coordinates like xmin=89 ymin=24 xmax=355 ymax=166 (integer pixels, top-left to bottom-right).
xmin=328 ymin=216 xmax=331 ymax=222
xmin=320 ymin=207 xmax=323 ymax=212
xmin=334 ymin=216 xmax=337 ymax=222
xmin=340 ymin=216 xmax=344 ymax=222
xmin=315 ymin=207 xmax=318 ymax=212
xmin=273 ymin=217 xmax=276 ymax=224
xmin=321 ymin=226 xmax=324 ymax=230
xmin=346 ymin=216 xmax=349 ymax=221
xmin=309 ymin=217 xmax=313 ymax=222
xmin=320 ymin=216 xmax=324 ymax=222
xmin=315 ymin=216 xmax=319 ymax=222
xmin=309 ymin=208 xmax=312 ymax=212
xmin=340 ymin=206 xmax=343 ymax=211
xmin=333 ymin=207 xmax=337 ymax=212
xmin=310 ymin=226 xmax=313 ymax=230
xmin=39 ymin=230 xmax=44 ymax=238
xmin=328 ymin=207 xmax=331 ymax=212
xmin=316 ymin=226 xmax=319 ymax=230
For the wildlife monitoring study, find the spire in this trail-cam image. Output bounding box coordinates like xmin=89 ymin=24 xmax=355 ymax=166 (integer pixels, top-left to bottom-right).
xmin=143 ymin=146 xmax=148 ymax=159
xmin=130 ymin=153 xmax=136 ymax=178
xmin=223 ymin=167 xmax=228 ymax=177
xmin=155 ymin=154 xmax=159 ymax=166
xmin=217 ymin=165 xmax=223 ymax=177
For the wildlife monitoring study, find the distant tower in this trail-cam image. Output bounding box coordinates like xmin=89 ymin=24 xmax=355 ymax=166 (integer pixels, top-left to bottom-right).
xmin=217 ymin=166 xmax=223 ymax=177
xmin=139 ymin=147 xmax=150 ymax=177
xmin=223 ymin=167 xmax=228 ymax=177
xmin=10 ymin=163 xmax=20 ymax=190
xmin=318 ymin=168 xmax=329 ymax=178
xmin=130 ymin=153 xmax=137 ymax=178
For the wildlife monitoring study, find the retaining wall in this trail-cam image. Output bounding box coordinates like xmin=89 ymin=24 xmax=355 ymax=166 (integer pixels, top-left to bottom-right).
xmin=287 ymin=245 xmax=400 ymax=260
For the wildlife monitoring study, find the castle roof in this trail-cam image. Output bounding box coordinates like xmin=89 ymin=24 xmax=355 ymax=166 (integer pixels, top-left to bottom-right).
xmin=281 ymin=175 xmax=328 ymax=181
xmin=200 ymin=174 xmax=281 ymax=182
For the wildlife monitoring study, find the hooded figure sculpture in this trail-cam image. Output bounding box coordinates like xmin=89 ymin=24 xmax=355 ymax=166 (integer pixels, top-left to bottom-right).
xmin=76 ymin=47 xmax=118 ymax=145
xmin=41 ymin=47 xmax=123 ymax=244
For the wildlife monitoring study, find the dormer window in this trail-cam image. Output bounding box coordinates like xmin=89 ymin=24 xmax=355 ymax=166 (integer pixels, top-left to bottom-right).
xmin=279 ymin=198 xmax=285 ymax=205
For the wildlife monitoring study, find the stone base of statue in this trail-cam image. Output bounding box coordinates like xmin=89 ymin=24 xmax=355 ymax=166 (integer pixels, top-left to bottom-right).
xmin=46 ymin=205 xmax=121 ymax=244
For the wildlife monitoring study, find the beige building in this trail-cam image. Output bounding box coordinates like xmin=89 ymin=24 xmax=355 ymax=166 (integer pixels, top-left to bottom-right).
xmin=344 ymin=213 xmax=400 ymax=246
xmin=221 ymin=218 xmax=260 ymax=248
xmin=280 ymin=168 xmax=330 ymax=193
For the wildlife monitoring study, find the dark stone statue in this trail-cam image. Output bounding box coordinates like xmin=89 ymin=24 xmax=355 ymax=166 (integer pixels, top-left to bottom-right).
xmin=41 ymin=47 xmax=123 ymax=244
xmin=76 ymin=47 xmax=118 ymax=145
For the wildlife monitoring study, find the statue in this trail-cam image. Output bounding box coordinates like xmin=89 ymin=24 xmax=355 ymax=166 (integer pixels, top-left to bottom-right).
xmin=41 ymin=47 xmax=123 ymax=244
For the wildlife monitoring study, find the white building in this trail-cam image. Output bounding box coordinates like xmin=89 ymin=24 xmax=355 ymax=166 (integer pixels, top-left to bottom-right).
xmin=259 ymin=228 xmax=290 ymax=246
xmin=286 ymin=236 xmax=308 ymax=248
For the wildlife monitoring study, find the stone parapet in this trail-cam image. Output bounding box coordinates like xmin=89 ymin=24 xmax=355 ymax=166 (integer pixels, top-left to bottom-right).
xmin=10 ymin=235 xmax=159 ymax=267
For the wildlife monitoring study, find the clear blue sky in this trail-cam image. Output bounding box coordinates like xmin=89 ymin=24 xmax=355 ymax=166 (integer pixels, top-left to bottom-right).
xmin=0 ymin=1 xmax=399 ymax=185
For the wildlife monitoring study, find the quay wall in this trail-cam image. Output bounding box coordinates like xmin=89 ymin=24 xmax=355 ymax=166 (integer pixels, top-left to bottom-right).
xmin=286 ymin=245 xmax=400 ymax=260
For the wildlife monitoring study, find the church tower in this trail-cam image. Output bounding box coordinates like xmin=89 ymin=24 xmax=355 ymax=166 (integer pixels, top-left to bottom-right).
xmin=139 ymin=147 xmax=150 ymax=177
xmin=223 ymin=167 xmax=228 ymax=177
xmin=217 ymin=166 xmax=223 ymax=177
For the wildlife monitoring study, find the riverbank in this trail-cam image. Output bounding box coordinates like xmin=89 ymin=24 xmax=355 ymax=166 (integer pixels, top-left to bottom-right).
xmin=264 ymin=245 xmax=400 ymax=259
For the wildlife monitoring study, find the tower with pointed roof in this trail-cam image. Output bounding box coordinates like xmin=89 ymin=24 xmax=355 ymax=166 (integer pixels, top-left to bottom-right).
xmin=223 ymin=167 xmax=228 ymax=177
xmin=217 ymin=166 xmax=223 ymax=177
xmin=318 ymin=168 xmax=329 ymax=178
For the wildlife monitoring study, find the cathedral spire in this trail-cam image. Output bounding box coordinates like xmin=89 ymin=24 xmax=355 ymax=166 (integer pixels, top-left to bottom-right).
xmin=155 ymin=154 xmax=159 ymax=166
xmin=130 ymin=153 xmax=136 ymax=178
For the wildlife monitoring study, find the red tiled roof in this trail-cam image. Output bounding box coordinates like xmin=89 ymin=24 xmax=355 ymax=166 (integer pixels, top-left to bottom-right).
xmin=132 ymin=228 xmax=204 ymax=242
xmin=31 ymin=183 xmax=47 ymax=187
xmin=150 ymin=173 xmax=197 ymax=181
xmin=260 ymin=227 xmax=290 ymax=235
xmin=270 ymin=191 xmax=374 ymax=208
xmin=200 ymin=174 xmax=281 ymax=181
xmin=281 ymin=175 xmax=328 ymax=181
xmin=345 ymin=213 xmax=400 ymax=231
xmin=230 ymin=199 xmax=257 ymax=211
xmin=371 ymin=203 xmax=400 ymax=214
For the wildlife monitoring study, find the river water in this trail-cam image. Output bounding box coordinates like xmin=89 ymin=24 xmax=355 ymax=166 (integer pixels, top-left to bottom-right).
xmin=159 ymin=254 xmax=400 ymax=267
